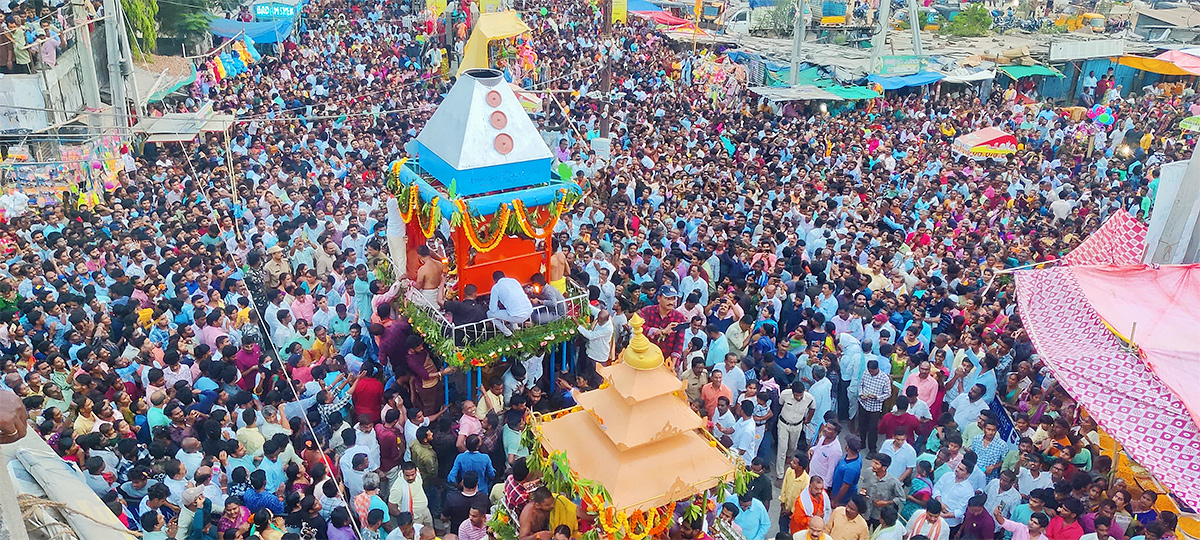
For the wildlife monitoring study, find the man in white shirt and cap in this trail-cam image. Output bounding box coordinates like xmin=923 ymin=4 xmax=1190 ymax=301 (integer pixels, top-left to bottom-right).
xmin=487 ymin=271 xmax=533 ymax=336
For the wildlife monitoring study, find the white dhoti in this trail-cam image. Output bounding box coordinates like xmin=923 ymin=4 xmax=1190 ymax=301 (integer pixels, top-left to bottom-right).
xmin=408 ymin=287 xmax=439 ymax=308
xmin=386 ymin=196 xmax=408 ymax=283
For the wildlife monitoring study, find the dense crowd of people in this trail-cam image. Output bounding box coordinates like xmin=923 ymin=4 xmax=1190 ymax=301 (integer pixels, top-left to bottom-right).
xmin=0 ymin=0 xmax=1194 ymax=539
xmin=0 ymin=0 xmax=66 ymax=74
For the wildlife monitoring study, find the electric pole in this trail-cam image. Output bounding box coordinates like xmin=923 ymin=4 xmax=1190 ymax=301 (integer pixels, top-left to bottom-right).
xmin=907 ymin=0 xmax=923 ymax=57
xmin=598 ymin=0 xmax=613 ymax=138
xmin=102 ymin=0 xmax=127 ymax=129
xmin=72 ymin=0 xmax=102 ymax=112
xmin=868 ymin=0 xmax=892 ymax=74
xmin=116 ymin=0 xmax=144 ymax=118
xmin=789 ymin=0 xmax=807 ymax=86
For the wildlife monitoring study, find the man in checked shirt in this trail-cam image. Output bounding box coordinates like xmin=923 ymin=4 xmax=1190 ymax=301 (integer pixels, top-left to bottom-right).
xmin=858 ymin=359 xmax=892 ymax=452
xmin=637 ymin=285 xmax=686 ymax=368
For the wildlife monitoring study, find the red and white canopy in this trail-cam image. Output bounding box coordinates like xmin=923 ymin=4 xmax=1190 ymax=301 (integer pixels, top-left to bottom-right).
xmin=952 ymin=127 xmax=1019 ymax=158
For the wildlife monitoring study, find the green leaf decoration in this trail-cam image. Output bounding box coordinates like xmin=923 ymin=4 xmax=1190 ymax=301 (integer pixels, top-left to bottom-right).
xmin=486 ymin=508 xmax=520 ymax=540
xmin=398 ymin=295 xmax=585 ymax=369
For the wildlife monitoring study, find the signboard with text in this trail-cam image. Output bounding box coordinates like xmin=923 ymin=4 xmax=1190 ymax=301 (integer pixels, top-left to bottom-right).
xmin=253 ymin=1 xmax=297 ymax=19
xmin=880 ymin=55 xmax=923 ymax=76
xmin=612 ymin=0 xmax=628 ymax=23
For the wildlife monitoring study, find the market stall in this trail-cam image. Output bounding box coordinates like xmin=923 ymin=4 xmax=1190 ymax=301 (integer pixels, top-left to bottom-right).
xmin=867 ymin=70 xmax=945 ymax=90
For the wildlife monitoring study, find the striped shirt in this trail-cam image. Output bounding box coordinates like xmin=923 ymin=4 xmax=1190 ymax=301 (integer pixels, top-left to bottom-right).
xmin=459 ymin=518 xmax=488 ymax=540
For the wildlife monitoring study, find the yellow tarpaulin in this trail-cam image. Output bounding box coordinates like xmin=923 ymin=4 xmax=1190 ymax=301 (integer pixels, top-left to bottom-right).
xmin=1117 ymin=55 xmax=1195 ymax=76
xmin=458 ymin=11 xmax=531 ymax=75
xmin=1097 ymin=428 xmax=1200 ymax=539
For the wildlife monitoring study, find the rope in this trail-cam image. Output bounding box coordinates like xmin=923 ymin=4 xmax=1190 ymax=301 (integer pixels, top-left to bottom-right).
xmin=185 ymin=154 xmax=369 ymax=540
xmin=978 ymin=258 xmax=1061 ymax=297
xmin=17 ymin=494 xmax=141 ymax=538
xmin=165 ymin=142 xmax=366 ymax=538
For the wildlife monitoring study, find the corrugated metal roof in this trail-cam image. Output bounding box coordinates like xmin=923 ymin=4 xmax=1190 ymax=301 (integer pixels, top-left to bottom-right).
xmin=750 ymin=85 xmax=845 ymax=101
xmin=1135 ymin=7 xmax=1200 ymax=28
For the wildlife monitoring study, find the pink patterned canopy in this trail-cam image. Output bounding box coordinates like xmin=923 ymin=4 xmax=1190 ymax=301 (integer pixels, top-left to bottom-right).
xmin=1015 ymin=210 xmax=1200 ymax=510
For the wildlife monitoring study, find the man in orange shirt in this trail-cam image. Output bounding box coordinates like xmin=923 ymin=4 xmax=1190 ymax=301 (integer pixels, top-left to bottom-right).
xmin=790 ymin=476 xmax=831 ymax=534
xmin=1043 ymin=417 xmax=1072 ymax=457
xmin=700 ymin=369 xmax=733 ymax=418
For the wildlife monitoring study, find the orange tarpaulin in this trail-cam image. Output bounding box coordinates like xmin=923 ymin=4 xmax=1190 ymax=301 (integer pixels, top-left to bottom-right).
xmin=1118 ymin=55 xmax=1199 ymax=76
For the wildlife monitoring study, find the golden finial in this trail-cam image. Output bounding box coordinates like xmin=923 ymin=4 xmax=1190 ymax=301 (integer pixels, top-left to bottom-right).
xmin=622 ymin=313 xmax=664 ymax=370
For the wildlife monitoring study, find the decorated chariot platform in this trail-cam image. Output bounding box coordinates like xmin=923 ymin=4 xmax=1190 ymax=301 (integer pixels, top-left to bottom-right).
xmin=383 ymin=67 xmax=588 ymax=380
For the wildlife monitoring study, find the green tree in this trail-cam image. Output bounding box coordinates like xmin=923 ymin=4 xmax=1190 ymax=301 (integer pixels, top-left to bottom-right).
xmin=938 ymin=4 xmax=992 ymax=36
xmin=156 ymin=0 xmax=214 ymax=46
xmin=121 ymin=0 xmax=157 ymax=57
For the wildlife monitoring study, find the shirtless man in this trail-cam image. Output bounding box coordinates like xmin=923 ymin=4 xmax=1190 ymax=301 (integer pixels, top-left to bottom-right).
xmin=548 ymin=237 xmax=568 ymax=294
xmin=518 ymin=487 xmax=555 ymax=540
xmin=412 ymin=245 xmax=445 ymax=306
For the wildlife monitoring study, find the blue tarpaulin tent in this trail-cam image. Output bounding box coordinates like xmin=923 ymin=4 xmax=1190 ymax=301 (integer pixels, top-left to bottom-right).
xmin=628 ymin=0 xmax=663 ymax=11
xmin=867 ymin=71 xmax=945 ymax=90
xmin=210 ymin=18 xmax=294 ymax=43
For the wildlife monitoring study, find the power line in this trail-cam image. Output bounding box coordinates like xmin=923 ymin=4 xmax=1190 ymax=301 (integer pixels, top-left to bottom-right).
xmin=1 ymin=60 xmax=445 ymax=123
xmin=0 ymin=157 xmax=111 ymax=166
xmin=0 ymin=101 xmax=437 ymax=134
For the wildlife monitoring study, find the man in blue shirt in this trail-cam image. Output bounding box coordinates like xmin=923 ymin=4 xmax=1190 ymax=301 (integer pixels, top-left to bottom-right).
xmin=733 ymin=493 xmax=771 ymax=540
xmin=447 ymin=435 xmax=496 ymax=489
xmin=829 ymin=435 xmax=864 ymax=506
xmin=766 ymin=340 xmax=799 ymax=382
xmin=257 ymin=440 xmax=287 ymax=493
xmin=242 ymin=470 xmax=285 ymax=514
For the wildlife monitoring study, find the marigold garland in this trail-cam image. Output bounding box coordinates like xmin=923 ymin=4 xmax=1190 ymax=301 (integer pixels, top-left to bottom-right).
xmin=591 ymin=503 xmax=674 ymax=540
xmin=456 ymin=199 xmax=510 ymax=253
xmin=598 ymin=507 xmax=619 ymax=534
xmin=417 ymin=197 xmax=440 ymax=238
xmin=649 ymin=503 xmax=676 ymax=536
xmin=390 ymin=158 xmax=406 ymax=180
xmin=396 ymin=178 xmax=572 ymax=245
xmin=512 ymin=193 xmax=564 ymax=239
xmin=398 ymin=184 xmax=419 ymax=222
